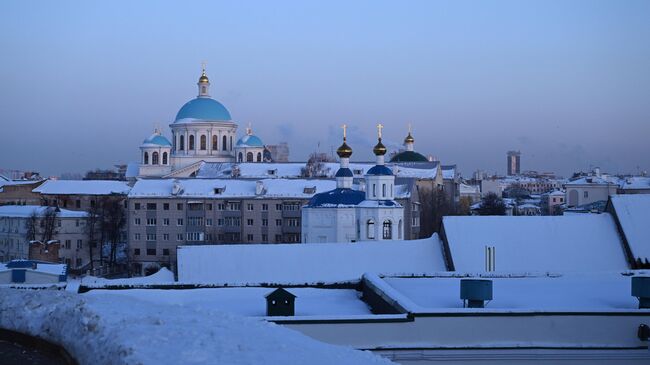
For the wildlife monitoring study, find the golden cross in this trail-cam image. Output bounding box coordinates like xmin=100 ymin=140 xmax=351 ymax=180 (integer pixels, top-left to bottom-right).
xmin=376 ymin=123 xmax=384 ymax=139
xmin=341 ymin=124 xmax=347 ymax=139
xmin=408 ymin=122 xmax=412 ymax=134
xmin=201 ymin=61 xmax=207 ymax=74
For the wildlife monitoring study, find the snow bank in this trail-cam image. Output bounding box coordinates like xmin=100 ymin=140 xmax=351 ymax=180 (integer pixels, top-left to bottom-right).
xmin=177 ymin=236 xmax=447 ymax=285
xmin=610 ymin=194 xmax=650 ymax=263
xmin=81 ymin=267 xmax=176 ymax=287
xmin=0 ymin=288 xmax=392 ymax=365
xmin=441 ymin=215 xmax=628 ymax=272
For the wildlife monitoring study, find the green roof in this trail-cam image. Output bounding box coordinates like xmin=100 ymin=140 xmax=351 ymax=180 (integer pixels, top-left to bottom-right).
xmin=389 ymin=150 xmax=428 ymax=162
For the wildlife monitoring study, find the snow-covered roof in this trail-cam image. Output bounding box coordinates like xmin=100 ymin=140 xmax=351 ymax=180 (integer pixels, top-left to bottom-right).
xmin=609 ymin=195 xmax=650 ymax=264
xmin=0 ymin=205 xmax=87 ymax=218
xmin=129 ymin=178 xmax=336 ymax=199
xmin=441 ymin=165 xmax=456 ymax=180
xmin=178 ymin=236 xmax=447 ymax=285
xmin=618 ymin=176 xmax=650 ymax=190
xmin=565 ymin=176 xmax=616 ymax=186
xmin=441 ymin=215 xmax=628 ymax=272
xmin=517 ymin=203 xmax=540 ymax=209
xmin=196 ymin=162 xmax=439 ymax=180
xmin=1 ymin=260 xmax=67 ymax=276
xmin=34 ymin=180 xmax=131 ymax=195
xmin=459 ymin=183 xmax=479 ymax=195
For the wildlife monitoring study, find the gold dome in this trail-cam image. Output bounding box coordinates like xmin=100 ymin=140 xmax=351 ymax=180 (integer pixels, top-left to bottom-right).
xmin=337 ymin=140 xmax=353 ymax=158
xmin=373 ymin=138 xmax=387 ymax=156
xmin=404 ymin=132 xmax=414 ymax=144
xmin=198 ymin=73 xmax=209 ymax=83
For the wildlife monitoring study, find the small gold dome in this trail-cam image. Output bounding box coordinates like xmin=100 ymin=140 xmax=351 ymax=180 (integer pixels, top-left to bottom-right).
xmin=404 ymin=132 xmax=414 ymax=144
xmin=337 ymin=140 xmax=353 ymax=158
xmin=198 ymin=73 xmax=209 ymax=83
xmin=373 ymin=138 xmax=387 ymax=156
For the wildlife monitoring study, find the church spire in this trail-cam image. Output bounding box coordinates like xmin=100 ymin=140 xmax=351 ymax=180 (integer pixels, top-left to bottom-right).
xmin=373 ymin=123 xmax=387 ymax=165
xmin=404 ymin=123 xmax=415 ymax=151
xmin=197 ymin=62 xmax=210 ymax=98
xmin=335 ymin=124 xmax=353 ymax=189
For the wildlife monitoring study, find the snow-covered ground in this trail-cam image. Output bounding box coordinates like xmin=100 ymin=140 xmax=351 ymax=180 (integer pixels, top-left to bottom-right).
xmin=1 ymin=288 xmax=392 ymax=365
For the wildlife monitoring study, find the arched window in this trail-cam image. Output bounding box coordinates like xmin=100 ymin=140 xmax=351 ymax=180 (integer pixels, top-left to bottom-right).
xmin=200 ymin=135 xmax=207 ymax=150
xmin=230 ymin=136 xmax=233 ymax=150
xmin=179 ymin=136 xmax=184 ymax=151
xmin=372 ymin=184 xmax=376 ymax=197
xmin=238 ymin=152 xmax=243 ymax=162
xmin=172 ymin=133 xmax=176 ymax=151
xmin=398 ymin=220 xmax=403 ymax=239
xmin=162 ymin=152 xmax=168 ymax=165
xmin=152 ymin=152 xmax=159 ymax=165
xmin=212 ymin=135 xmax=218 ymax=150
xmin=143 ymin=152 xmax=149 ymax=165
xmin=382 ymin=184 xmax=386 ymax=197
xmin=189 ymin=135 xmax=195 ymax=150
xmin=246 ymin=152 xmax=253 ymax=162
xmin=383 ymin=220 xmax=392 ymax=239
xmin=367 ymin=219 xmax=375 ymax=239
xmin=222 ymin=136 xmax=227 ymax=151
xmin=256 ymin=152 xmax=262 ymax=162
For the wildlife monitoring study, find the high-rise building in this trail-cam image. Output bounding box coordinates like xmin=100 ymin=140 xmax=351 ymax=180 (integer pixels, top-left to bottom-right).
xmin=507 ymin=151 xmax=521 ymax=176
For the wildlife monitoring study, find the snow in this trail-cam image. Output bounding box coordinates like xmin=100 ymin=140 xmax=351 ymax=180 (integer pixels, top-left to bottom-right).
xmin=441 ymin=165 xmax=456 ymax=180
xmin=610 ymin=194 xmax=650 ymax=263
xmin=565 ymin=176 xmax=615 ymax=186
xmin=0 ymin=205 xmax=87 ymax=218
xmin=33 ymin=180 xmax=131 ymax=195
xmin=0 ymin=288 xmax=392 ymax=365
xmin=383 ymin=272 xmax=647 ymax=312
xmin=178 ymin=236 xmax=447 ymax=285
xmin=84 ymin=287 xmax=373 ymax=317
xmin=0 ymin=260 xmax=66 ymax=276
xmin=441 ymin=214 xmax=628 ymax=272
xmin=81 ymin=267 xmax=176 ymax=287
xmin=619 ymin=176 xmax=650 ymax=190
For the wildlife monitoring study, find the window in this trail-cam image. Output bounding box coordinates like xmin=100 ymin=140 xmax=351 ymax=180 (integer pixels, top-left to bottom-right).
xmin=163 ymin=203 xmax=169 ymax=210
xmin=163 ymin=218 xmax=169 ymax=226
xmin=275 ymin=234 xmax=282 ymax=243
xmin=134 ymin=218 xmax=141 ymax=225
xmin=222 ymin=135 xmax=227 ymax=151
xmin=382 ymin=220 xmax=392 ymax=239
xmin=177 ymin=234 xmax=183 ymax=241
xmin=146 ymin=218 xmax=157 ymax=226
xmin=206 ymin=218 xmax=212 ymax=226
xmin=152 ymin=152 xmax=159 ymax=165
xmin=146 ymin=248 xmax=156 ymax=256
xmin=163 ymin=233 xmax=169 ymax=241
xmin=147 ymin=203 xmax=156 ymax=210
xmin=134 ymin=233 xmax=141 ymax=241
xmin=200 ymin=135 xmax=207 ymax=150
xmin=262 ymin=204 xmax=268 ymax=211
xmin=163 ymin=249 xmax=170 ymax=256
xmin=257 ymin=152 xmax=262 ymax=162
xmin=225 ymin=217 xmax=240 ymax=227
xmin=134 ymin=248 xmax=140 ymax=256
xmin=382 ymin=183 xmax=386 ymax=197
xmin=144 ymin=152 xmax=149 ymax=164
xmin=189 ymin=135 xmax=195 ymax=150
xmin=262 ymin=234 xmax=268 ymax=242
xmin=247 ymin=219 xmax=254 ymax=226
xmin=162 ymin=152 xmax=168 ymax=165
xmin=206 ymin=203 xmax=212 ymax=211
xmin=283 ymin=203 xmax=299 ymax=211
xmin=75 ymin=219 xmax=80 ymax=227
xmin=372 ymin=184 xmax=376 ymax=197
xmin=286 ymin=218 xmax=300 ymax=227
xmin=247 ymin=203 xmax=254 ymax=211
xmin=179 ymin=135 xmax=185 ymax=151
xmin=228 ymin=202 xmax=240 ymax=211
xmin=276 ymin=204 xmax=282 ymax=211
xmin=412 ymin=217 xmax=420 ymax=227
xmin=246 ymin=152 xmax=253 ymax=162
xmin=262 ymin=219 xmax=268 ymax=226
xmin=188 ymin=217 xmax=203 ymax=226
xmin=247 ymin=234 xmax=254 ymax=241
xmin=214 ymin=188 xmax=225 ymax=194
xmin=238 ymin=152 xmax=243 ymax=162
xmin=177 ymin=203 xmax=183 ymax=210
xmin=367 ymin=220 xmax=375 ymax=239
xmin=177 ymin=219 xmax=184 ymax=226
xmin=75 ymin=200 xmax=81 ymax=208
xmin=212 ymin=135 xmax=218 ymax=150
xmin=134 ymin=203 xmax=141 ymax=210
xmin=276 ymin=219 xmax=282 ymax=226
xmin=186 ymin=232 xmax=203 ymax=241
xmin=146 ymin=233 xmax=156 ymax=241
xmin=217 ymin=218 xmax=224 ymax=226
xmin=230 ymin=136 xmax=233 ymax=150
xmin=76 ymin=239 xmax=82 ymax=249
xmin=583 ymin=191 xmax=589 ymax=198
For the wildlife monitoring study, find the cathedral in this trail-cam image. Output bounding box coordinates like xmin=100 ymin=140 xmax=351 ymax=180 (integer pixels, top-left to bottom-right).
xmin=138 ymin=67 xmax=267 ymax=178
xmin=301 ymin=125 xmax=405 ymax=243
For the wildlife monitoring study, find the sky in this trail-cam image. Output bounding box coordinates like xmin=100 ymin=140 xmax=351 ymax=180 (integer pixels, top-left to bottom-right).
xmin=0 ymin=0 xmax=648 ymax=178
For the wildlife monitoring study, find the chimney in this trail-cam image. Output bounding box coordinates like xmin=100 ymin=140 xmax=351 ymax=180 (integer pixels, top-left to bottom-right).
xmin=256 ymin=181 xmax=265 ymax=195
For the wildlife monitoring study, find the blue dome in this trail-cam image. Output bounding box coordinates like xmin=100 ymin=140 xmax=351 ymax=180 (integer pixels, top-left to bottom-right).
xmin=366 ymin=165 xmax=394 ymax=176
xmin=142 ymin=134 xmax=172 ymax=147
xmin=307 ymin=188 xmax=366 ymax=208
xmin=175 ymin=97 xmax=232 ymax=122
xmin=236 ymin=134 xmax=264 ymax=147
xmin=335 ymin=168 xmax=353 ymax=177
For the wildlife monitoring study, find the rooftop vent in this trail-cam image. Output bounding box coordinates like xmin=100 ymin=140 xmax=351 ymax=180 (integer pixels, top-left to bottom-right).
xmin=255 ymin=181 xmax=265 ymax=195
xmin=460 ymin=279 xmax=493 ymax=308
xmin=303 ymin=186 xmax=316 ymax=194
xmin=632 ymin=276 xmax=650 ymax=309
xmin=214 ymin=187 xmax=226 ymax=195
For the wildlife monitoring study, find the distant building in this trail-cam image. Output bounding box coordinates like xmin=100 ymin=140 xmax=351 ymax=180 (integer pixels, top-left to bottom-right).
xmin=266 ymin=142 xmax=290 ymax=162
xmin=564 ymin=176 xmax=618 ymax=208
xmin=507 ymin=150 xmax=521 ymax=176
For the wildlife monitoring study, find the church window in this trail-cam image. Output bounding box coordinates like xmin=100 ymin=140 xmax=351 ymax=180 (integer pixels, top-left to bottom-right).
xmin=202 ymin=86 xmax=206 ymax=94
xmin=162 ymin=152 xmax=168 ymax=165
xmin=257 ymin=152 xmax=262 ymax=162
xmin=238 ymin=152 xmax=243 ymax=162
xmin=212 ymin=135 xmax=218 ymax=150
xmin=179 ymin=136 xmax=185 ymax=151
xmin=230 ymin=136 xmax=233 ymax=150
xmin=222 ymin=136 xmax=227 ymax=151
xmin=152 ymin=152 xmax=159 ymax=165
xmin=189 ymin=135 xmax=195 ymax=150
xmin=382 ymin=183 xmax=386 ymax=197
xmin=200 ymin=135 xmax=207 ymax=150
xmin=367 ymin=220 xmax=375 ymax=239
xmin=143 ymin=152 xmax=149 ymax=165
xmin=372 ymin=184 xmax=376 ymax=197
xmin=383 ymin=220 xmax=392 ymax=239
xmin=246 ymin=152 xmax=253 ymax=162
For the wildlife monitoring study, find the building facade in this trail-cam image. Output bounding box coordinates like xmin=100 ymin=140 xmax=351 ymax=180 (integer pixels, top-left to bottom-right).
xmin=507 ymin=150 xmax=521 ymax=176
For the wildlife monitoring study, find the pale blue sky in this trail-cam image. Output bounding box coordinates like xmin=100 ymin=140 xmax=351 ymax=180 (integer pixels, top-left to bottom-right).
xmin=1 ymin=0 xmax=648 ymax=177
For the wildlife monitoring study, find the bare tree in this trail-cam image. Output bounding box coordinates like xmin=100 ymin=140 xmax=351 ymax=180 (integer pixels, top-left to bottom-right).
xmin=25 ymin=210 xmax=39 ymax=242
xmin=419 ymin=187 xmax=452 ymax=238
xmin=84 ymin=201 xmax=101 ymax=270
xmin=40 ymin=207 xmax=59 ymax=242
xmin=101 ymin=197 xmax=126 ymax=267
